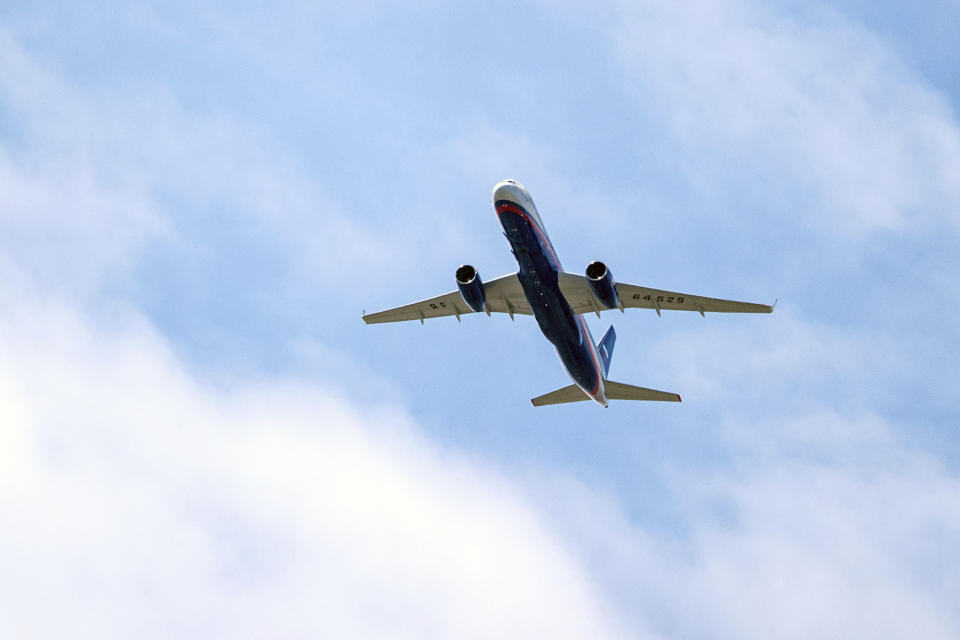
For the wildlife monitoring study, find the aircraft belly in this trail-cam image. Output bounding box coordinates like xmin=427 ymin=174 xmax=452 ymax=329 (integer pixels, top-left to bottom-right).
xmin=504 ymin=225 xmax=578 ymax=346
xmin=555 ymin=338 xmax=600 ymax=394
xmin=500 ymin=210 xmax=598 ymax=393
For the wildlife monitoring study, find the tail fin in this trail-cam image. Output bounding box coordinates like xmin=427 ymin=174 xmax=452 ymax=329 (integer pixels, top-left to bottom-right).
xmin=597 ymin=325 xmax=616 ymax=376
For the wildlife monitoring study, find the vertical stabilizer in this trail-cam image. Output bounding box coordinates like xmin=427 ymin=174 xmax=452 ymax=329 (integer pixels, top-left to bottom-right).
xmin=597 ymin=325 xmax=616 ymax=376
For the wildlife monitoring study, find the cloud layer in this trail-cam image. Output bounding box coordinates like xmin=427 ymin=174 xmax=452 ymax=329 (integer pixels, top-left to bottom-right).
xmin=2 ymin=2 xmax=960 ymax=638
xmin=0 ymin=294 xmax=634 ymax=639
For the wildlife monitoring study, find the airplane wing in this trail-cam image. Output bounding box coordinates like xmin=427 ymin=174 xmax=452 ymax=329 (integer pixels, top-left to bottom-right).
xmin=557 ymin=272 xmax=774 ymax=316
xmin=362 ymin=272 xmax=533 ymax=324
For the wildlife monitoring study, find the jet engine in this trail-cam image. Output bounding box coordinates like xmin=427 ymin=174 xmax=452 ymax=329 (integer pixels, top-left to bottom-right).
xmin=586 ymin=261 xmax=620 ymax=309
xmin=455 ymin=264 xmax=486 ymax=313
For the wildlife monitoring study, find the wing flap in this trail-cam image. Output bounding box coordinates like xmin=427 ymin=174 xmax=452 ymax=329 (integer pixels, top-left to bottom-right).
xmin=363 ymin=273 xmax=532 ymax=324
xmin=484 ymin=273 xmax=534 ymax=318
xmin=557 ymin=272 xmax=773 ymax=315
xmin=362 ymin=290 xmax=470 ymax=324
xmin=617 ymin=283 xmax=773 ymax=314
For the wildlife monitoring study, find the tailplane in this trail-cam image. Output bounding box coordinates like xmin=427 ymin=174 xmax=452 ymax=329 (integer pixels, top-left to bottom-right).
xmin=531 ymin=384 xmax=588 ymax=406
xmin=605 ymin=381 xmax=681 ymax=403
xmin=531 ymin=380 xmax=681 ymax=406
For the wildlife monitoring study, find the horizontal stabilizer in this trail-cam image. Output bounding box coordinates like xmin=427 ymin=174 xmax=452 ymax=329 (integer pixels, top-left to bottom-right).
xmin=605 ymin=380 xmax=681 ymax=403
xmin=531 ymin=384 xmax=589 ymax=407
xmin=531 ymin=381 xmax=682 ymax=406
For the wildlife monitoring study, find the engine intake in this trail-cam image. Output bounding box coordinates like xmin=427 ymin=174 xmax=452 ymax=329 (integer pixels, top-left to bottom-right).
xmin=586 ymin=261 xmax=620 ymax=309
xmin=455 ymin=264 xmax=486 ymax=313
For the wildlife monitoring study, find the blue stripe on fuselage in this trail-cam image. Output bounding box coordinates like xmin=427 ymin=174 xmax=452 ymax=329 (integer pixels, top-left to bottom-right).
xmin=495 ymin=200 xmax=601 ymax=396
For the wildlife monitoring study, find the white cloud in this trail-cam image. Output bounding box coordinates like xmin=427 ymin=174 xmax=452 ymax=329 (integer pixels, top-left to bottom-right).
xmin=637 ymin=310 xmax=902 ymax=403
xmin=682 ymin=444 xmax=960 ymax=639
xmin=0 ymin=293 xmax=634 ymax=639
xmin=6 ymin=292 xmax=957 ymax=638
xmin=531 ymin=406 xmax=960 ymax=639
xmin=2 ymin=5 xmax=960 ymax=639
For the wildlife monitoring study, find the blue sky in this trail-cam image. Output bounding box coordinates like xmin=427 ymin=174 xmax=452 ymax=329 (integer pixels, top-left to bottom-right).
xmin=2 ymin=1 xmax=959 ymax=637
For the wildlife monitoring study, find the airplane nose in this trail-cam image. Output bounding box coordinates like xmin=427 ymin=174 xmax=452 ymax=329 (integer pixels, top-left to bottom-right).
xmin=492 ymin=179 xmax=525 ymax=204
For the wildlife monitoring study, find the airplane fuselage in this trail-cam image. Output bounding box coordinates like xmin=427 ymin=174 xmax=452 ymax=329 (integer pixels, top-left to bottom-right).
xmin=493 ymin=180 xmax=609 ymax=407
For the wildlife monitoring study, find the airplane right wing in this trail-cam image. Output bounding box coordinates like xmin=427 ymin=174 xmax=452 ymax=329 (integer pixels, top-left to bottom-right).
xmin=362 ymin=272 xmax=533 ymax=324
xmin=557 ymin=272 xmax=774 ymax=316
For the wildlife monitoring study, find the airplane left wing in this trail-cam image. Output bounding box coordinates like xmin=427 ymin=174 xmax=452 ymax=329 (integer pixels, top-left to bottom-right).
xmin=362 ymin=273 xmax=532 ymax=324
xmin=558 ymin=272 xmax=774 ymax=316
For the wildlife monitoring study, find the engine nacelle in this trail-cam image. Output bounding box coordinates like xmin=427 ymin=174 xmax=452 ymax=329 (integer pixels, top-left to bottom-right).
xmin=586 ymin=261 xmax=620 ymax=309
xmin=455 ymin=264 xmax=486 ymax=313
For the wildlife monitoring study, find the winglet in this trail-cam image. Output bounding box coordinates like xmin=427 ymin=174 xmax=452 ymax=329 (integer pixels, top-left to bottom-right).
xmin=771 ymin=298 xmax=779 ymax=312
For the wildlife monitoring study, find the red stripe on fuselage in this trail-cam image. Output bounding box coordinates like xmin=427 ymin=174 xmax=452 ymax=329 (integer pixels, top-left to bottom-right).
xmin=495 ymin=202 xmax=563 ymax=271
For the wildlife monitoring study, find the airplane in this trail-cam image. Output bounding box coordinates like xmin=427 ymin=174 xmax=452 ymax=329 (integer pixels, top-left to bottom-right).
xmin=363 ymin=179 xmax=774 ymax=407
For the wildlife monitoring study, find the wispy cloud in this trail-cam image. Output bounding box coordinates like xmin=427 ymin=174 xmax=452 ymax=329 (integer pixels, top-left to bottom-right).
xmin=528 ymin=405 xmax=960 ymax=639
xmin=611 ymin=0 xmax=960 ymax=235
xmin=0 ymin=26 xmax=396 ymax=306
